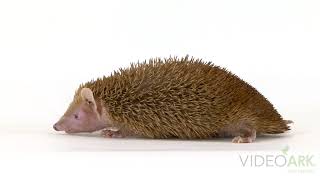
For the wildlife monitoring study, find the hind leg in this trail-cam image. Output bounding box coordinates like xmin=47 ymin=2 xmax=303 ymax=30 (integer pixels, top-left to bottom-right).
xmin=232 ymin=128 xmax=256 ymax=143
xmin=218 ymin=120 xmax=257 ymax=143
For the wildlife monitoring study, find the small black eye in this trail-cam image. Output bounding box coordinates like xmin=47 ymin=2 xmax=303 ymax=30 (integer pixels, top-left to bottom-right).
xmin=74 ymin=114 xmax=79 ymax=119
xmin=86 ymin=100 xmax=92 ymax=105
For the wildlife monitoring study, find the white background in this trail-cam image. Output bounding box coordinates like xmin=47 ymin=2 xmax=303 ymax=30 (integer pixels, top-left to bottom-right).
xmin=0 ymin=0 xmax=319 ymax=179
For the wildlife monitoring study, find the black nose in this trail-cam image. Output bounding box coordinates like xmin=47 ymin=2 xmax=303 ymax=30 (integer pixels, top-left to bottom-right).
xmin=53 ymin=124 xmax=58 ymax=131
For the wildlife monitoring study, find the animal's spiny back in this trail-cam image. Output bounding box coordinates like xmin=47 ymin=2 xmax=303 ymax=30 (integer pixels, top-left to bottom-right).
xmin=78 ymin=56 xmax=289 ymax=139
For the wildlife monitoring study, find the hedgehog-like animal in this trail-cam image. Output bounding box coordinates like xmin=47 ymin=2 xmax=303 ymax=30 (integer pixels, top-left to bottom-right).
xmin=53 ymin=56 xmax=291 ymax=143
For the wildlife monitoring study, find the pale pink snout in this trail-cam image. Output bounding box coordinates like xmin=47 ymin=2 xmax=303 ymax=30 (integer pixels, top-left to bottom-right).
xmin=53 ymin=122 xmax=63 ymax=131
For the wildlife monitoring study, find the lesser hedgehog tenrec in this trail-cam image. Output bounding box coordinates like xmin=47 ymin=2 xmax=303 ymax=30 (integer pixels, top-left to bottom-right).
xmin=53 ymin=56 xmax=291 ymax=143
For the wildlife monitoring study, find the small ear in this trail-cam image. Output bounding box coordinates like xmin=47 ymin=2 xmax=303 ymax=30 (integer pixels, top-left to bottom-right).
xmin=80 ymin=88 xmax=97 ymax=109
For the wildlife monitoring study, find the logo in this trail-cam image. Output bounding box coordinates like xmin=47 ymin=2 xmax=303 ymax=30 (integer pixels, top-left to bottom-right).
xmin=239 ymin=146 xmax=317 ymax=173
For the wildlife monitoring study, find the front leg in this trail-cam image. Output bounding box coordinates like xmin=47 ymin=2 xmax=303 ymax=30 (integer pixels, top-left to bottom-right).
xmin=101 ymin=128 xmax=126 ymax=138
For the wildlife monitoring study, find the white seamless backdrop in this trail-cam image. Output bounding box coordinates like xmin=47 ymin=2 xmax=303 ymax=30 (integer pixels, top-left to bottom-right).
xmin=0 ymin=0 xmax=319 ymax=179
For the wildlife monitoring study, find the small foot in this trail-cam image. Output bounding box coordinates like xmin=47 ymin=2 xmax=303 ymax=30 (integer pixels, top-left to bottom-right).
xmin=101 ymin=129 xmax=125 ymax=138
xmin=232 ymin=136 xmax=253 ymax=143
xmin=232 ymin=130 xmax=256 ymax=143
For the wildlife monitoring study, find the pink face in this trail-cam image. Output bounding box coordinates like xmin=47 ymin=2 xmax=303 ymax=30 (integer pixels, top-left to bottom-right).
xmin=54 ymin=88 xmax=107 ymax=134
xmin=53 ymin=103 xmax=102 ymax=133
